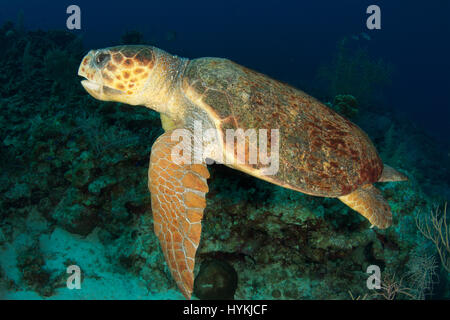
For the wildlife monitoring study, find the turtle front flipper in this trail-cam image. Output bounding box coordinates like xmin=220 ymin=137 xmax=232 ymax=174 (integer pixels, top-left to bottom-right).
xmin=148 ymin=131 xmax=210 ymax=299
xmin=338 ymin=184 xmax=392 ymax=229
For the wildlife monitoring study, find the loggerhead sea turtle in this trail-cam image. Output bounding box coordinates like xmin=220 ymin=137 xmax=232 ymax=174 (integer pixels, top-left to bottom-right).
xmin=78 ymin=45 xmax=407 ymax=299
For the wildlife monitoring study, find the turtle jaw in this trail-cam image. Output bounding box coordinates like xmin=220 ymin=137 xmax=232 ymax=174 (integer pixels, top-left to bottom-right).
xmin=79 ymin=77 xmax=125 ymax=101
xmin=80 ymin=79 xmax=100 ymax=93
xmin=78 ymin=61 xmax=125 ymax=101
xmin=79 ymin=77 xmax=124 ymax=101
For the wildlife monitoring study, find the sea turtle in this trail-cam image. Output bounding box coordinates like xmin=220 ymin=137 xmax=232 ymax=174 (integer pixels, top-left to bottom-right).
xmin=78 ymin=45 xmax=407 ymax=299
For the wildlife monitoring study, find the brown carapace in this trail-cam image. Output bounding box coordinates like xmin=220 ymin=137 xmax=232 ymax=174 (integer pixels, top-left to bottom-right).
xmin=78 ymin=45 xmax=408 ymax=299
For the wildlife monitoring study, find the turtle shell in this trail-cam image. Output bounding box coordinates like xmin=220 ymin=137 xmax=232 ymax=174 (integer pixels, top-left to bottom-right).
xmin=181 ymin=58 xmax=382 ymax=197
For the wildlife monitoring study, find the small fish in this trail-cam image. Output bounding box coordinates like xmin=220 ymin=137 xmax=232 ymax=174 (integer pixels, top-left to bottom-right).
xmin=360 ymin=32 xmax=371 ymax=41
xmin=351 ymin=32 xmax=371 ymax=42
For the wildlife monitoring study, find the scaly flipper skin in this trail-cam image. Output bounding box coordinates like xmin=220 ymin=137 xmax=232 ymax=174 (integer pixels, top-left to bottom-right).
xmin=338 ymin=184 xmax=392 ymax=229
xmin=149 ymin=130 xmax=210 ymax=299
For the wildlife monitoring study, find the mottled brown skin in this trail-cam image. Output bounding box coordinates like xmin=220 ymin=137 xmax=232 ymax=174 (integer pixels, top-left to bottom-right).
xmin=78 ymin=46 xmax=160 ymax=105
xmin=182 ymin=58 xmax=382 ymax=197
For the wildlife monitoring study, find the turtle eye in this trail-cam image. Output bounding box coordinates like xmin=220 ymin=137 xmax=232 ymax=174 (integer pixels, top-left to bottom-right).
xmin=95 ymin=52 xmax=110 ymax=67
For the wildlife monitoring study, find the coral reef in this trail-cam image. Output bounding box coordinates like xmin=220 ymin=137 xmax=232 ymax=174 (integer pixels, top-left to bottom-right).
xmin=416 ymin=204 xmax=449 ymax=273
xmin=328 ymin=94 xmax=359 ymax=119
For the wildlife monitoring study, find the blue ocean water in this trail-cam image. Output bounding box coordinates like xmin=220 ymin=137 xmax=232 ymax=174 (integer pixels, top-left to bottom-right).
xmin=1 ymin=0 xmax=449 ymax=143
xmin=0 ymin=0 xmax=448 ymax=300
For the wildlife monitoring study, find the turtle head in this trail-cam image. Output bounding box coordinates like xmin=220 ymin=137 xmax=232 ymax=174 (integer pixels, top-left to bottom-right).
xmin=78 ymin=45 xmax=160 ymax=106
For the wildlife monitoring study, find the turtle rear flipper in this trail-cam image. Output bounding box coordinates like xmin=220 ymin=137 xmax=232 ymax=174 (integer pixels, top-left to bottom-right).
xmin=149 ymin=130 xmax=210 ymax=299
xmin=378 ymin=164 xmax=408 ymax=182
xmin=338 ymin=184 xmax=392 ymax=229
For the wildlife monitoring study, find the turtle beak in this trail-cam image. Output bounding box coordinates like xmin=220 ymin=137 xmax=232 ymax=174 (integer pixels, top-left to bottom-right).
xmin=78 ymin=51 xmax=102 ymax=96
xmin=77 ymin=51 xmax=93 ymax=79
xmin=78 ymin=50 xmax=124 ymax=100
